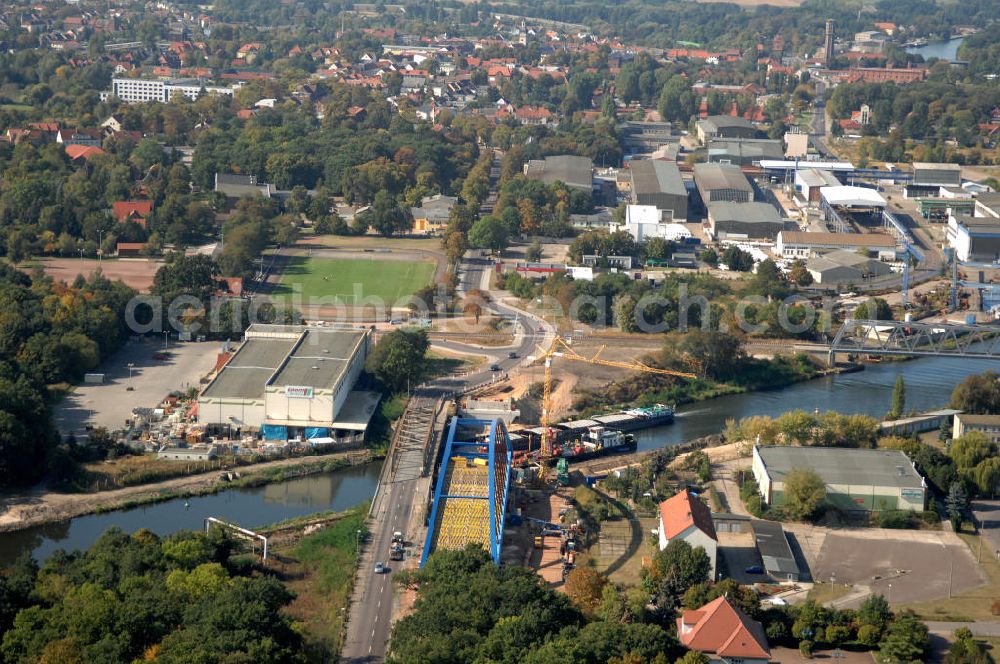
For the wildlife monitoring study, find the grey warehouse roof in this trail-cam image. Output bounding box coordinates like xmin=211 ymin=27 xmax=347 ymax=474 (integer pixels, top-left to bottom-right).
xmin=693 ymin=162 xmax=753 ymax=192
xmin=267 ymin=328 xmax=367 ymax=390
xmin=752 ymin=519 xmax=800 ymax=576
xmin=524 ymin=155 xmax=594 ymax=190
xmin=756 ymin=445 xmax=924 ymax=489
xmin=707 ymin=200 xmax=783 ymax=224
xmin=630 ymin=159 xmax=686 ymax=197
xmin=201 ymin=325 xmax=367 ymax=401
xmin=201 ymin=336 xmax=296 ymax=400
xmin=699 ymin=115 xmax=754 ymax=131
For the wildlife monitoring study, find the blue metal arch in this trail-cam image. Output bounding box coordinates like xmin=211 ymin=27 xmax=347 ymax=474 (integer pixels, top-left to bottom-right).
xmin=420 ymin=417 xmax=512 ymax=567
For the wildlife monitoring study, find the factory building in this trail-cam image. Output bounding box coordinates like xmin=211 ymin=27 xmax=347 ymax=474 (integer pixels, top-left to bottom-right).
xmin=695 ymin=115 xmax=759 ymax=143
xmin=752 ymin=445 xmax=926 ymax=512
xmin=776 ymin=231 xmax=897 ymax=260
xmin=694 ymin=162 xmax=754 ymax=204
xmin=706 ymin=201 xmax=785 ymax=241
xmin=629 ymin=159 xmax=688 ymax=221
xmin=198 ymin=324 xmax=377 ymax=442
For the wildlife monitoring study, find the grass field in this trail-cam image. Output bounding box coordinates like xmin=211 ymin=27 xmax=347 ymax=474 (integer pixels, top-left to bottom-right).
xmin=276 ymin=256 xmax=435 ymax=305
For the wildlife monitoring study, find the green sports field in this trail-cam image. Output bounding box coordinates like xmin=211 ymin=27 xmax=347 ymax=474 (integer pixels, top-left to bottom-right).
xmin=276 ymin=256 xmax=435 ymax=305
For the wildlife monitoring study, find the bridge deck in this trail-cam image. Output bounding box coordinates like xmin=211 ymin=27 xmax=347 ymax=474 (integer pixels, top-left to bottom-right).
xmin=421 ymin=418 xmax=512 ymax=566
xmin=431 ymin=461 xmax=491 ymax=552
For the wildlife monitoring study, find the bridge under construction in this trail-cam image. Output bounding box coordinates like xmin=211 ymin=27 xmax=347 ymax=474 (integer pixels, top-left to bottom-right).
xmin=420 ymin=417 xmax=512 ymax=566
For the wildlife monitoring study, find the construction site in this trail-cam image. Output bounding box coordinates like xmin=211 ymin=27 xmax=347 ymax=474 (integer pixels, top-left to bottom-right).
xmin=415 ymin=335 xmax=698 ymax=586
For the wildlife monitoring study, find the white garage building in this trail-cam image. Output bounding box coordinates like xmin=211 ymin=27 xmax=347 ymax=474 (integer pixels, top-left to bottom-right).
xmin=198 ymin=324 xmax=377 ymax=442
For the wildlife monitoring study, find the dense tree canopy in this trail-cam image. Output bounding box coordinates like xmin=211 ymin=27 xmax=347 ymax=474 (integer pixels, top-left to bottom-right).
xmin=0 ymin=528 xmax=303 ymax=663
xmin=390 ymin=546 xmax=681 ymax=664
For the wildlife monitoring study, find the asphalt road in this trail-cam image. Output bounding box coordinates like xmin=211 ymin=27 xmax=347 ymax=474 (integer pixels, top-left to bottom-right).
xmin=341 ymin=395 xmax=432 ymax=664
xmin=341 ymin=252 xmax=551 ymax=663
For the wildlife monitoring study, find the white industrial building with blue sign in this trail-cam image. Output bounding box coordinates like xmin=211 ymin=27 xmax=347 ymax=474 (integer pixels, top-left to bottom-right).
xmin=197 ymin=324 xmax=378 ymax=443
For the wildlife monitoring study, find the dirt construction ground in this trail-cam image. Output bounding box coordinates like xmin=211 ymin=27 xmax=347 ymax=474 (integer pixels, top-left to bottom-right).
xmin=28 ymin=257 xmax=165 ymax=292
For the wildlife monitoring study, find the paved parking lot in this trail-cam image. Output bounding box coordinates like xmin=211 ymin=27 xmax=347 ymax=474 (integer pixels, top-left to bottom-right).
xmin=54 ymin=338 xmax=220 ymax=436
xmin=800 ymin=528 xmax=984 ymax=605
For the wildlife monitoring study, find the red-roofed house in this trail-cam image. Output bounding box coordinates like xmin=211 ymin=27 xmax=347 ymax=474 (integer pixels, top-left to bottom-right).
xmin=113 ymin=200 xmax=153 ymax=227
xmin=678 ymin=596 xmax=771 ymax=664
xmin=65 ymin=145 xmax=105 ymax=163
xmin=658 ymin=489 xmax=718 ymax=578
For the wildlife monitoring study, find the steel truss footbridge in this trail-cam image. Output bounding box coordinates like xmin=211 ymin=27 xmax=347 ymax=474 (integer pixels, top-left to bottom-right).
xmin=828 ymin=319 xmax=1000 ymax=363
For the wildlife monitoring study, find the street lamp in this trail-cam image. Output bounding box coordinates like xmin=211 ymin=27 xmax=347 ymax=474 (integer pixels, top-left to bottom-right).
xmin=163 ymin=331 xmax=169 ymax=349
xmin=98 ymin=229 xmax=104 ymax=264
xmin=127 ymin=362 xmax=135 ymax=390
xmin=356 ymin=529 xmax=362 ymax=554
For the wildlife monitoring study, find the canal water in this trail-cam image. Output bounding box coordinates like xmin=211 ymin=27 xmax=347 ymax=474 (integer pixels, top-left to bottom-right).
xmin=0 ymin=462 xmax=380 ymax=567
xmin=4 ymin=352 xmax=1000 ymax=565
xmin=905 ymin=37 xmax=965 ymax=62
xmin=633 ymin=352 xmax=1000 ymax=451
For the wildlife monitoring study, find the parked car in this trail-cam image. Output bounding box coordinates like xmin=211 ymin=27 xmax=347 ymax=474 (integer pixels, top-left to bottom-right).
xmin=744 ymin=565 xmax=764 ymax=575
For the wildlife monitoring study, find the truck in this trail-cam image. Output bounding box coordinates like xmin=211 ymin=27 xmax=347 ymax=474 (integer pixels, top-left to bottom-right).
xmin=389 ymin=543 xmax=404 ymax=561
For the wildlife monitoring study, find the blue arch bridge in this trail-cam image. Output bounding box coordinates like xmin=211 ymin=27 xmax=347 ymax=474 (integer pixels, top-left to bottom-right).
xmin=420 ymin=417 xmax=512 ymax=567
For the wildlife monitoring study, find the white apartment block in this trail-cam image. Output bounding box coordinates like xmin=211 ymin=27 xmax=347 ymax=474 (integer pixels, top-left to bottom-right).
xmin=103 ymin=78 xmax=240 ymax=104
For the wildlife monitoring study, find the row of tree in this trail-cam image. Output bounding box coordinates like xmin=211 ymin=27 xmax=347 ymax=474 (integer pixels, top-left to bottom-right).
xmin=0 ymin=263 xmax=135 ymax=488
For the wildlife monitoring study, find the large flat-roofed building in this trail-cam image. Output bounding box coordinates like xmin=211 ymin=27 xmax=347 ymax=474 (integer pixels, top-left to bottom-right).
xmin=707 ymin=138 xmax=784 ymax=167
xmin=695 ymin=115 xmax=759 ymax=143
xmin=752 ymin=445 xmax=926 ymax=512
xmin=629 ymin=159 xmax=688 ymax=221
xmin=104 ymin=78 xmax=239 ymax=104
xmin=947 ymin=214 xmax=1000 ymax=263
xmin=953 ymin=413 xmax=1000 ymax=445
xmin=912 ymin=162 xmax=962 ymax=187
xmin=975 ymin=193 xmax=1000 ymax=220
xmin=694 ymin=162 xmax=754 ymax=204
xmin=198 ymin=324 xmax=376 ymax=442
xmin=806 ymin=248 xmax=893 ymax=284
xmin=524 ymin=155 xmax=594 ymax=192
xmin=776 ymin=230 xmax=897 ymax=260
xmin=794 ymin=168 xmax=843 ymax=203
xmin=706 ymin=201 xmax=784 ymax=240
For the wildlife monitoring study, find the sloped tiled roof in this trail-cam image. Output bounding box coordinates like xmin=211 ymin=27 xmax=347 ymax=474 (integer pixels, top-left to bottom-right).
xmin=678 ymin=596 xmax=770 ymax=659
xmin=659 ymin=489 xmax=717 ymax=541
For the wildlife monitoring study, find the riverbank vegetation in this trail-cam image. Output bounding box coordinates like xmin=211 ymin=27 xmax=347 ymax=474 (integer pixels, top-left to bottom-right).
xmin=0 ymin=528 xmax=305 ymax=663
xmin=280 ymin=504 xmax=368 ymax=659
xmin=573 ymin=330 xmax=822 ymax=414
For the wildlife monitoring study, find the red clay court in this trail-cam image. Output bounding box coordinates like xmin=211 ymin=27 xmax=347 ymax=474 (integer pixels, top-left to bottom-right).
xmin=31 ymin=258 xmax=164 ymax=292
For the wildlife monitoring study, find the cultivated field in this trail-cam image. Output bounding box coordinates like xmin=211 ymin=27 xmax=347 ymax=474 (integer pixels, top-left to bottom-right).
xmin=275 ymin=255 xmax=435 ymax=306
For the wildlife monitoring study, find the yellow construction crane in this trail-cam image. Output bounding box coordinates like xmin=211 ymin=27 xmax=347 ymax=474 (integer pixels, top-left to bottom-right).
xmin=536 ymin=336 xmax=698 ymax=457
